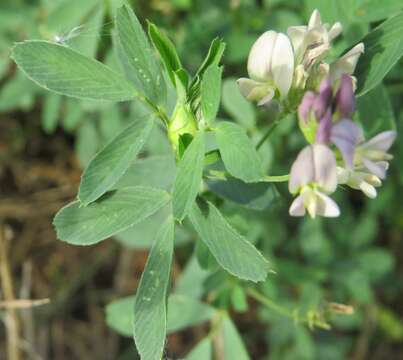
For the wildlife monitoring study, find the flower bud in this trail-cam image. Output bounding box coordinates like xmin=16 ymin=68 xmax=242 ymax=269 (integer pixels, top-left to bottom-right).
xmin=298 ymin=91 xmax=318 ymax=144
xmin=168 ymin=103 xmax=198 ymax=154
xmin=287 ymin=9 xmax=342 ymax=69
xmin=313 ymin=77 xmax=332 ymax=119
xmin=329 ymin=43 xmax=364 ymax=82
xmin=334 ymin=74 xmax=355 ymax=117
xmin=315 ymin=109 xmax=332 ymax=144
xmin=238 ymin=30 xmax=294 ymax=105
xmin=330 ymin=118 xmax=362 ymax=168
xmin=247 ymin=31 xmax=294 ymax=96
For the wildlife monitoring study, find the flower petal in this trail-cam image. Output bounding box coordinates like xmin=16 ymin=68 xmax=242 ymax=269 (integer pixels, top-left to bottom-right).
xmin=308 ymin=9 xmax=321 ymax=29
xmin=330 ymin=119 xmax=362 ymax=168
xmin=313 ymin=77 xmax=332 ymax=119
xmin=312 ymin=144 xmax=338 ymax=193
xmin=315 ymin=192 xmax=340 ymax=217
xmin=287 ymin=26 xmax=307 ymax=59
xmin=315 ymin=109 xmax=332 ymax=143
xmin=289 ymin=146 xmax=315 ymax=193
xmin=329 ymin=22 xmax=342 ymax=41
xmin=247 ymin=31 xmax=277 ymax=82
xmin=360 ymin=130 xmax=397 ymax=152
xmin=289 ymin=194 xmax=306 ymax=216
xmin=335 ymin=74 xmax=355 ymax=117
xmin=298 ymin=91 xmax=316 ymax=123
xmin=359 ymin=181 xmax=377 ymax=199
xmin=361 ymin=159 xmax=389 ymax=179
xmin=237 ymin=78 xmax=259 ymax=98
xmin=257 ymin=89 xmax=275 ymax=106
xmin=330 ymin=43 xmax=364 ymax=82
xmin=236 ymin=78 xmax=275 ymax=105
xmin=271 ymin=33 xmax=295 ymax=97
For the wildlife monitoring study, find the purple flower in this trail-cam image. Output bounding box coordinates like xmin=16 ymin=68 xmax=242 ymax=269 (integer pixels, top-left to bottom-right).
xmin=330 ymin=118 xmax=362 ymax=168
xmin=354 ymin=130 xmax=397 ymax=179
xmin=337 ymin=166 xmax=381 ymax=199
xmin=298 ymin=91 xmax=316 ymax=124
xmin=289 ymin=144 xmax=339 ymax=218
xmin=298 ymin=75 xmax=362 ymax=168
xmin=334 ymin=74 xmax=355 ymax=117
xmin=313 ymin=77 xmax=333 ymax=119
xmin=315 ymin=109 xmax=333 ymax=144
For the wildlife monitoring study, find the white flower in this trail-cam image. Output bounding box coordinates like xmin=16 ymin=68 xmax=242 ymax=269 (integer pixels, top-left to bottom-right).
xmin=337 ymin=167 xmax=382 ymax=199
xmin=289 ymin=144 xmax=339 ymax=218
xmin=329 ymin=43 xmax=365 ymax=83
xmin=237 ymin=31 xmax=294 ymax=105
xmin=354 ymin=130 xmax=396 ymax=179
xmin=287 ymin=9 xmax=342 ymax=69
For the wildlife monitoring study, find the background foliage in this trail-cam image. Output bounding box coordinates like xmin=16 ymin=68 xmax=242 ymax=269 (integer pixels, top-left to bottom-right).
xmin=1 ymin=0 xmax=403 ymax=359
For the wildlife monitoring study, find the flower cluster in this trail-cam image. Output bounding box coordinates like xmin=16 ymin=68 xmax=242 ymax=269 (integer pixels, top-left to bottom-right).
xmin=238 ymin=10 xmax=396 ymax=218
xmin=237 ymin=9 xmax=364 ymax=107
xmin=289 ymin=74 xmax=396 ymax=218
xmin=237 ymin=9 xmax=397 ymax=218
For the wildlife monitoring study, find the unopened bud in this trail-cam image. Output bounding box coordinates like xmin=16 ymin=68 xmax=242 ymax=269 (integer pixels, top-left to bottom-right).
xmin=313 ymin=77 xmax=332 ymax=119
xmin=168 ymin=103 xmax=198 ymax=154
xmin=335 ymin=74 xmax=355 ymax=117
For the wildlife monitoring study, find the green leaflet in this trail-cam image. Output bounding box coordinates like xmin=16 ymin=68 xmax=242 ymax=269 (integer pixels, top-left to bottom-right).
xmin=206 ymin=176 xmax=279 ymax=211
xmin=78 ymin=115 xmax=154 ymax=205
xmin=113 ymin=155 xmax=176 ymax=191
xmin=115 ymin=5 xmax=166 ymax=105
xmin=353 ymin=0 xmax=403 ymax=23
xmin=166 ymin=294 xmax=215 ymax=333
xmin=189 ymin=201 xmax=270 ymax=282
xmin=201 ymin=65 xmax=222 ymax=126
xmin=11 ymin=41 xmax=137 ymax=101
xmin=42 ymin=93 xmax=61 ymax=134
xmin=185 ymin=337 xmax=212 ymax=360
xmin=356 ymin=11 xmax=403 ymax=96
xmin=221 ymin=78 xmax=256 ymax=129
xmin=194 ymin=38 xmax=226 ymax=81
xmin=172 ymin=131 xmax=205 ymax=221
xmin=307 ymin=0 xmax=403 ymax=24
xmin=216 ymin=121 xmax=264 ymax=182
xmin=148 ymin=21 xmax=183 ymax=87
xmin=54 ymin=186 xmax=170 ymax=246
xmin=222 ymin=316 xmax=251 ymax=360
xmin=106 ymin=293 xmax=214 ymax=337
xmin=357 ymin=85 xmax=396 ymax=136
xmin=133 ymin=219 xmax=174 ymax=360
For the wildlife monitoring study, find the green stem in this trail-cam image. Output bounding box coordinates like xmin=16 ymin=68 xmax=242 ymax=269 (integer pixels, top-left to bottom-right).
xmin=246 ymin=288 xmax=295 ymax=320
xmin=246 ymin=288 xmax=331 ymax=330
xmin=261 ymin=174 xmax=290 ymax=182
xmin=256 ymin=120 xmax=280 ymax=150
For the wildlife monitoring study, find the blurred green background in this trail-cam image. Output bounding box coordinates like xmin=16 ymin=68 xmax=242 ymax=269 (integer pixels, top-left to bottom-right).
xmin=1 ymin=0 xmax=403 ymax=359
